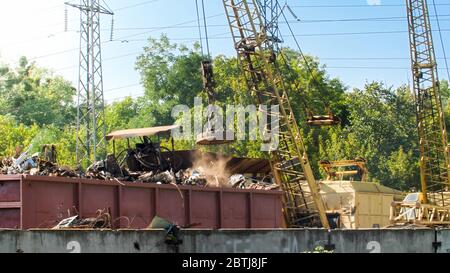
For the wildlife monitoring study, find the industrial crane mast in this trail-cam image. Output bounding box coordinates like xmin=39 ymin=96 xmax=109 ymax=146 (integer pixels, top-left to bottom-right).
xmin=391 ymin=0 xmax=450 ymax=226
xmin=407 ymin=0 xmax=450 ymax=204
xmin=221 ymin=0 xmax=330 ymax=228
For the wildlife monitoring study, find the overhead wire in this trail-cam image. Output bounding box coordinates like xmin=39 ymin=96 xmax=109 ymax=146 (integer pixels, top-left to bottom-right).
xmin=111 ymin=13 xmax=224 ymax=42
xmin=104 ymin=83 xmax=142 ymax=93
xmin=276 ymin=3 xmax=335 ymax=114
xmin=24 ymin=24 xmax=450 ymax=62
xmin=289 ymin=3 xmax=450 ymax=8
xmin=51 ymin=31 xmax=230 ymax=73
xmin=431 ymin=0 xmax=450 ymax=80
xmin=25 ymin=14 xmax=225 ymax=61
xmin=114 ymin=28 xmax=450 ymax=42
xmin=325 ymin=66 xmax=450 ymax=70
xmin=102 ymin=0 xmax=113 ymax=13
xmin=92 ymin=15 xmax=450 ymax=31
xmin=115 ymin=0 xmax=159 ymax=11
xmin=3 ymin=14 xmax=450 ymax=49
xmin=279 ymin=5 xmax=329 ymax=93
xmin=19 ymin=0 xmax=450 ymax=102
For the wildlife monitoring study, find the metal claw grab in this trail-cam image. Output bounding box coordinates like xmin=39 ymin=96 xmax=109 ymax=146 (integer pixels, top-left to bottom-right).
xmin=196 ymin=59 xmax=234 ymax=146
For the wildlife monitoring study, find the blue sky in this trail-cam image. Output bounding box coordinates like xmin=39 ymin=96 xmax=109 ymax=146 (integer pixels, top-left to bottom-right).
xmin=1 ymin=0 xmax=449 ymax=103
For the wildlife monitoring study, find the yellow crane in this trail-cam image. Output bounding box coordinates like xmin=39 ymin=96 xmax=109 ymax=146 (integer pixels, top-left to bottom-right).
xmin=221 ymin=0 xmax=330 ymax=228
xmin=391 ymin=0 xmax=450 ymax=226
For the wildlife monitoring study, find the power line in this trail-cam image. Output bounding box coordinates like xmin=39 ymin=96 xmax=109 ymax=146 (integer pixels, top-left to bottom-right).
xmin=4 ymin=14 xmax=450 ymax=49
xmin=289 ymin=3 xmax=450 ymax=8
xmin=25 ymin=14 xmax=225 ymax=61
xmin=53 ymin=51 xmax=143 ymax=72
xmin=319 ymin=57 xmax=450 ymax=60
xmin=325 ymin=66 xmax=450 ymax=70
xmin=112 ymin=13 xmax=224 ymax=41
xmin=52 ymin=50 xmax=450 ymax=73
xmin=280 ymin=3 xmax=334 ymax=110
xmin=285 ymin=29 xmax=419 ymax=37
xmin=25 ymin=26 xmax=450 ymax=63
xmin=432 ymin=0 xmax=450 ymax=80
xmin=291 ymin=15 xmax=450 ymax=23
xmin=29 ymin=47 xmax=80 ymax=61
xmin=120 ymin=27 xmax=450 ymax=42
xmin=90 ymin=15 xmax=450 ymax=31
xmin=115 ymin=0 xmax=160 ymax=11
xmin=51 ymin=32 xmax=229 ymax=72
xmin=105 ymin=92 xmax=145 ymax=103
xmin=104 ymin=83 xmax=142 ymax=93
xmin=99 ymin=63 xmax=450 ymax=103
xmin=35 ymin=1 xmax=158 ymax=34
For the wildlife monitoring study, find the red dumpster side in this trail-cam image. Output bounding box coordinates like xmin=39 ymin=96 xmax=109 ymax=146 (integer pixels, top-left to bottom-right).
xmin=0 ymin=175 xmax=282 ymax=229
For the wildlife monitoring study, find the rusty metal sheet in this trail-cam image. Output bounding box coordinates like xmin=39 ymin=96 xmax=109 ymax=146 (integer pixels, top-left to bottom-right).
xmin=106 ymin=125 xmax=179 ymax=141
xmin=0 ymin=175 xmax=282 ymax=229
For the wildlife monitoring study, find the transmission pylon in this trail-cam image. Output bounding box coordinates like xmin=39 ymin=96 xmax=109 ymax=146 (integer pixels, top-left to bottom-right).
xmin=65 ymin=1 xmax=114 ymax=167
xmin=257 ymin=0 xmax=283 ymax=52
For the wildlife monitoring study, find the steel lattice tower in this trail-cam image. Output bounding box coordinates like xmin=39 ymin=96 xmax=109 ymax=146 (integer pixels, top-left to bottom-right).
xmin=257 ymin=0 xmax=283 ymax=52
xmin=66 ymin=1 xmax=113 ymax=167
xmin=406 ymin=0 xmax=450 ymax=205
xmin=222 ymin=0 xmax=330 ymax=228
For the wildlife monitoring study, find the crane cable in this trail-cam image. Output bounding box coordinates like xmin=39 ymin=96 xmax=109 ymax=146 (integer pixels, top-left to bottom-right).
xmin=194 ymin=0 xmax=212 ymax=59
xmin=431 ymin=0 xmax=450 ymax=81
xmin=201 ymin=0 xmax=212 ymax=59
xmin=278 ymin=4 xmax=333 ymax=111
xmin=194 ymin=0 xmax=205 ymax=56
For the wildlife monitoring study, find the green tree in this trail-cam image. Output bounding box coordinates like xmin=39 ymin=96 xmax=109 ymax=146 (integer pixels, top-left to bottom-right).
xmin=320 ymin=82 xmax=420 ymax=190
xmin=135 ymin=35 xmax=204 ymax=126
xmin=0 ymin=57 xmax=76 ymax=127
xmin=0 ymin=115 xmax=39 ymax=157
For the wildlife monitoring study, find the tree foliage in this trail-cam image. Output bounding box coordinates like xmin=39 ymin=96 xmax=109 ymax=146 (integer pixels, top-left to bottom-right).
xmin=1 ymin=36 xmax=447 ymax=191
xmin=0 ymin=57 xmax=76 ymax=127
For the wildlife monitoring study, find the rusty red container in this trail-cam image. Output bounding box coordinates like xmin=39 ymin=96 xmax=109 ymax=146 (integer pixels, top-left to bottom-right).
xmin=0 ymin=175 xmax=283 ymax=229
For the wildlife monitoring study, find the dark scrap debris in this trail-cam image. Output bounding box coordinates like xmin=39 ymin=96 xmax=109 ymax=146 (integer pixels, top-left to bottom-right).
xmin=0 ymin=145 xmax=278 ymax=191
xmin=53 ymin=209 xmax=112 ymax=229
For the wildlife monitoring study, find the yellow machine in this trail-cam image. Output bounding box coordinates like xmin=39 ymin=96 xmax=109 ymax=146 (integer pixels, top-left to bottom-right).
xmin=390 ymin=0 xmax=450 ymax=226
xmin=320 ymin=181 xmax=404 ymax=229
xmin=320 ymin=158 xmax=368 ymax=182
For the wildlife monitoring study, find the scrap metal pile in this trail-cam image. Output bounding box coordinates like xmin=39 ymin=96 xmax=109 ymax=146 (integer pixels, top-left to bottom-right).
xmin=52 ymin=209 xmax=112 ymax=229
xmin=0 ymin=145 xmax=79 ymax=177
xmin=84 ymin=154 xmax=278 ymax=190
xmin=0 ymin=145 xmax=278 ymax=191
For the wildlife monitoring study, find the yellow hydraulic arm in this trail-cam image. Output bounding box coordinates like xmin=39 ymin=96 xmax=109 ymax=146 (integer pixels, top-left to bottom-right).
xmin=221 ymin=0 xmax=330 ymax=228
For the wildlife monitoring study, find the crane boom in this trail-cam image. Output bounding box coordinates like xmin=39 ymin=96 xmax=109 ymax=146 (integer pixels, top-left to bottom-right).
xmin=222 ymin=0 xmax=330 ymax=228
xmin=407 ymin=0 xmax=450 ymax=205
xmin=391 ymin=0 xmax=450 ymax=226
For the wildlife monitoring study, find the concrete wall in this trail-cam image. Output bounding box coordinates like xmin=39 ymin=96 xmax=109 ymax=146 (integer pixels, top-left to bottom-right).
xmin=0 ymin=228 xmax=450 ymax=253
